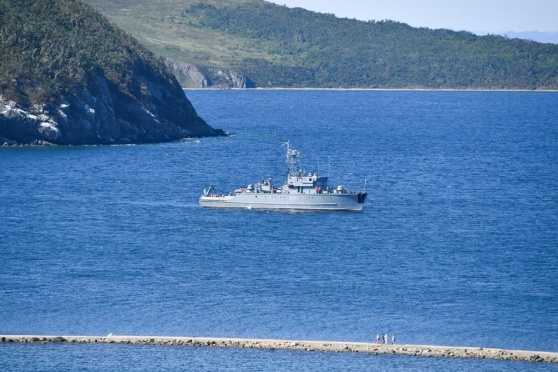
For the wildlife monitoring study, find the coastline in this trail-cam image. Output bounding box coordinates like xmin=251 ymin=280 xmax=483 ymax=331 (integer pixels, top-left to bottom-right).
xmin=183 ymin=87 xmax=558 ymax=92
xmin=1 ymin=335 xmax=556 ymax=364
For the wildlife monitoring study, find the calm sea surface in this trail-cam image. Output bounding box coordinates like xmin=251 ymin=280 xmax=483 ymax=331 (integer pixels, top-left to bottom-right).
xmin=1 ymin=90 xmax=557 ymax=370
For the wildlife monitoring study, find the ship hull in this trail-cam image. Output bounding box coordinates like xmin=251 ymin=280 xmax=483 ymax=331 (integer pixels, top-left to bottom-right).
xmin=199 ymin=192 xmax=367 ymax=211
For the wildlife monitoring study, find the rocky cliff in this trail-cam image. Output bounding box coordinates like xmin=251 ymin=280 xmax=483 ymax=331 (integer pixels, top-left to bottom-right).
xmin=165 ymin=58 xmax=255 ymax=89
xmin=0 ymin=0 xmax=224 ymax=146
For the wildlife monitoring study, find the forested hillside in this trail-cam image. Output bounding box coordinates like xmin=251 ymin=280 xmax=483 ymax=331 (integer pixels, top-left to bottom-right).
xmin=0 ymin=0 xmax=175 ymax=105
xmin=85 ymin=0 xmax=558 ymax=89
xmin=0 ymin=0 xmax=220 ymax=145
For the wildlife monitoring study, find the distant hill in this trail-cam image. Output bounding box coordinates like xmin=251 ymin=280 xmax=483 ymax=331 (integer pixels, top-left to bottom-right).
xmin=0 ymin=0 xmax=223 ymax=145
xmin=83 ymin=0 xmax=558 ymax=90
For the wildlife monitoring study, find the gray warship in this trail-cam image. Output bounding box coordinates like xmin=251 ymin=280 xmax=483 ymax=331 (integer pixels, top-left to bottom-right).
xmin=199 ymin=142 xmax=367 ymax=211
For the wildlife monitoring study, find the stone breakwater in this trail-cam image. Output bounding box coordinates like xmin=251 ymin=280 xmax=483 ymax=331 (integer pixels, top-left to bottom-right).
xmin=1 ymin=335 xmax=556 ymax=364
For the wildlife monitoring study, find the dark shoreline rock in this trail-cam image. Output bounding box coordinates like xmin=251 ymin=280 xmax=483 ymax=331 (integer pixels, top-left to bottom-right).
xmin=0 ymin=70 xmax=226 ymax=146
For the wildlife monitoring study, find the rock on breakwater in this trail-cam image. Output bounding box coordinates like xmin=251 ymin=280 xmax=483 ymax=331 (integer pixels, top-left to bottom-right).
xmin=1 ymin=335 xmax=556 ymax=364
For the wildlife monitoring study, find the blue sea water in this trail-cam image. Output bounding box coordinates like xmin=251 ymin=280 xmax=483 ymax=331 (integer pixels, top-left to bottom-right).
xmin=1 ymin=90 xmax=557 ymax=370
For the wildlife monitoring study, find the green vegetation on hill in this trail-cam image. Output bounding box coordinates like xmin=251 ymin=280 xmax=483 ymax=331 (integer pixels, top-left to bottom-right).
xmin=0 ymin=0 xmax=176 ymax=106
xmin=85 ymin=0 xmax=558 ymax=89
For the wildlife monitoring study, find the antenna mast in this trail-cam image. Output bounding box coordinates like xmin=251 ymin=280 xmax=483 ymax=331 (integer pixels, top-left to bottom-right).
xmin=283 ymin=140 xmax=301 ymax=176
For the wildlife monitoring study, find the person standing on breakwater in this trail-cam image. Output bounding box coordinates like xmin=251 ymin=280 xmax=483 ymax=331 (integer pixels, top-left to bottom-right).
xmin=383 ymin=333 xmax=388 ymax=344
xmin=376 ymin=334 xmax=381 ymax=344
xmin=392 ymin=334 xmax=396 ymax=344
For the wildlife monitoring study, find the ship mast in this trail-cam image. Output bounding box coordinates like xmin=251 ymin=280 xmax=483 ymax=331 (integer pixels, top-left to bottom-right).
xmin=283 ymin=140 xmax=301 ymax=176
